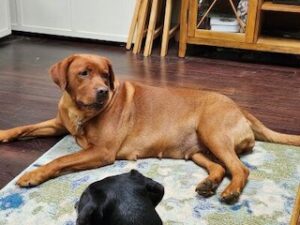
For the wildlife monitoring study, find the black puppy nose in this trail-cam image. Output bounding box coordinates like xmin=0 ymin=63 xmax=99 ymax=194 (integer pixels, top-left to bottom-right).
xmin=96 ymin=87 xmax=109 ymax=98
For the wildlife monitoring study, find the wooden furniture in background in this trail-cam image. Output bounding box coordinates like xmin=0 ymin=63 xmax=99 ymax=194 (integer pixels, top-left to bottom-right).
xmin=133 ymin=0 xmax=150 ymax=54
xmin=126 ymin=0 xmax=143 ymax=50
xmin=126 ymin=0 xmax=180 ymax=56
xmin=144 ymin=0 xmax=164 ymax=56
xmin=179 ymin=0 xmax=300 ymax=57
xmin=161 ymin=0 xmax=180 ymax=56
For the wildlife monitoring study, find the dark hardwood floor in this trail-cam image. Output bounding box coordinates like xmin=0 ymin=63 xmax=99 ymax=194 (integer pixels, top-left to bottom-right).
xmin=0 ymin=34 xmax=299 ymax=192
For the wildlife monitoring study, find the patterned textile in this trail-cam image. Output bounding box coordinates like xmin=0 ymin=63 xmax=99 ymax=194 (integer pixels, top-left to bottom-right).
xmin=0 ymin=135 xmax=299 ymax=225
xmin=237 ymin=0 xmax=248 ymax=23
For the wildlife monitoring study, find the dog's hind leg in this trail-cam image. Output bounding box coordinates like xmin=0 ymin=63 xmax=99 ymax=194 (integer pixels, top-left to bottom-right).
xmin=191 ymin=152 xmax=225 ymax=197
xmin=200 ymin=133 xmax=250 ymax=204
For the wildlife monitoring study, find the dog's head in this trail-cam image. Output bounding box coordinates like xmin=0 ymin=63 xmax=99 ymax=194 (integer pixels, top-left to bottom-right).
xmin=50 ymin=54 xmax=116 ymax=111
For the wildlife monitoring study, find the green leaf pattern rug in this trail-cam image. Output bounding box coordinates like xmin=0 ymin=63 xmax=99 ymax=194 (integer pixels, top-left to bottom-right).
xmin=0 ymin=135 xmax=299 ymax=225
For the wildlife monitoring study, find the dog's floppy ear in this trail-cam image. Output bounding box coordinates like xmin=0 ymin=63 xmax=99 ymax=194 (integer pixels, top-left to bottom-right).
xmin=106 ymin=59 xmax=115 ymax=90
xmin=130 ymin=169 xmax=144 ymax=179
xmin=76 ymin=201 xmax=99 ymax=225
xmin=130 ymin=169 xmax=140 ymax=176
xmin=76 ymin=190 xmax=106 ymax=225
xmin=145 ymin=179 xmax=165 ymax=206
xmin=49 ymin=55 xmax=76 ymax=90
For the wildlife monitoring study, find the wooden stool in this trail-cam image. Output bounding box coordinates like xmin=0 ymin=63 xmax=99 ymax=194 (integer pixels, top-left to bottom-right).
xmin=160 ymin=0 xmax=180 ymax=57
xmin=126 ymin=0 xmax=180 ymax=56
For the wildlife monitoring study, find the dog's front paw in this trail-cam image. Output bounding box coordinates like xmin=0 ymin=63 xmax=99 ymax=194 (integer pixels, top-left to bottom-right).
xmin=16 ymin=168 xmax=51 ymax=187
xmin=0 ymin=130 xmax=13 ymax=143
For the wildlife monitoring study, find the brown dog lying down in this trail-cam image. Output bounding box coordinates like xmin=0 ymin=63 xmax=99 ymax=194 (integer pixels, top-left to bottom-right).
xmin=0 ymin=54 xmax=299 ymax=204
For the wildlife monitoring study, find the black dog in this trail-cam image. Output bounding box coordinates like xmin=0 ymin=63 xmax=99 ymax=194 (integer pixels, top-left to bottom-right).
xmin=76 ymin=170 xmax=164 ymax=225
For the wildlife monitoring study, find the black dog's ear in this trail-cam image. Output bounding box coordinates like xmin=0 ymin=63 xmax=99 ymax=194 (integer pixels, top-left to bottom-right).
xmin=130 ymin=169 xmax=146 ymax=180
xmin=77 ymin=190 xmax=108 ymax=225
xmin=145 ymin=179 xmax=165 ymax=207
xmin=130 ymin=169 xmax=140 ymax=176
xmin=76 ymin=201 xmax=100 ymax=225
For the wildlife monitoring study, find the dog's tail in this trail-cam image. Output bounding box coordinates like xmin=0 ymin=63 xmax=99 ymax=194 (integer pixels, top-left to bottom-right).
xmin=243 ymin=110 xmax=300 ymax=146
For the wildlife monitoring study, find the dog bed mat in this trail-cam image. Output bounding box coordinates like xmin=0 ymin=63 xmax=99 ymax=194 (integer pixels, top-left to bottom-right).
xmin=0 ymin=135 xmax=299 ymax=225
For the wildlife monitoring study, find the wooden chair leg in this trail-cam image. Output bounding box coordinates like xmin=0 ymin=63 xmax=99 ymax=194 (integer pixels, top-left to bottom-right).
xmin=178 ymin=0 xmax=189 ymax=57
xmin=148 ymin=0 xmax=164 ymax=56
xmin=161 ymin=0 xmax=172 ymax=57
xmin=133 ymin=0 xmax=150 ymax=54
xmin=126 ymin=0 xmax=143 ymax=50
xmin=144 ymin=0 xmax=160 ymax=56
xmin=174 ymin=0 xmax=182 ymax=42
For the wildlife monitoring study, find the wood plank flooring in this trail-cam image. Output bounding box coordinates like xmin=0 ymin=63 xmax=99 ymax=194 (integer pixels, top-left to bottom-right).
xmin=0 ymin=34 xmax=299 ymax=199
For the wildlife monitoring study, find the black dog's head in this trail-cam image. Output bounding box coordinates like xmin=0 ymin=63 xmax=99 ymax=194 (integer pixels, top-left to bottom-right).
xmin=76 ymin=170 xmax=164 ymax=225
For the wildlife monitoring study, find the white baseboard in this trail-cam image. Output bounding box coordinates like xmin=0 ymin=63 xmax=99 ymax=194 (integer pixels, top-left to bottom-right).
xmin=12 ymin=25 xmax=127 ymax=42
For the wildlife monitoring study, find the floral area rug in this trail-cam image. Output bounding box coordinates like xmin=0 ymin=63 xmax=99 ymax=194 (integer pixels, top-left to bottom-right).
xmin=0 ymin=135 xmax=299 ymax=225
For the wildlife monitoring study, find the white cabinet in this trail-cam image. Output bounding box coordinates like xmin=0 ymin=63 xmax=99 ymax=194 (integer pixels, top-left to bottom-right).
xmin=10 ymin=0 xmax=135 ymax=42
xmin=0 ymin=0 xmax=11 ymax=38
xmin=71 ymin=0 xmax=134 ymax=41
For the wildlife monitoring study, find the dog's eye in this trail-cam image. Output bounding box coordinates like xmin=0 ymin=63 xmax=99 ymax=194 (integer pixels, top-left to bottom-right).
xmin=75 ymin=201 xmax=79 ymax=210
xmin=102 ymin=72 xmax=109 ymax=79
xmin=78 ymin=70 xmax=89 ymax=76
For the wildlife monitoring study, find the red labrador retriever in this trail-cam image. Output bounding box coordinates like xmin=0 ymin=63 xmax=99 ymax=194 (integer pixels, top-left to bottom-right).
xmin=0 ymin=54 xmax=299 ymax=203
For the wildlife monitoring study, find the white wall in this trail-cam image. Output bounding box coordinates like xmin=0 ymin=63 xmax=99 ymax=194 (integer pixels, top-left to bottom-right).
xmin=10 ymin=0 xmax=135 ymax=42
xmin=0 ymin=0 xmax=11 ymax=38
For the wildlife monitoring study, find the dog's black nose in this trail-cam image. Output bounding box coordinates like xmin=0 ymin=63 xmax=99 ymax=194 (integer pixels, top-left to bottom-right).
xmin=96 ymin=87 xmax=109 ymax=100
